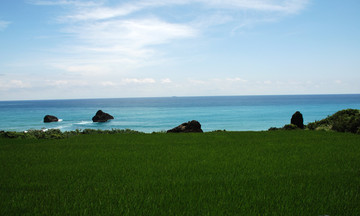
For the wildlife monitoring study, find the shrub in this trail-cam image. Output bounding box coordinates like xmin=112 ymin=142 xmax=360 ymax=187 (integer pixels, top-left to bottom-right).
xmin=306 ymin=122 xmax=317 ymax=130
xmin=2 ymin=131 xmax=22 ymax=139
xmin=0 ymin=128 xmax=142 ymax=139
xmin=283 ymin=124 xmax=299 ymax=130
xmin=306 ymin=109 xmax=360 ymax=134
xmin=268 ymin=127 xmax=279 ymax=131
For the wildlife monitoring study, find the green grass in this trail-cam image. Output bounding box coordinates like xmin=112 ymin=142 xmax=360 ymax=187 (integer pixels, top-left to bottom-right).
xmin=1 ymin=131 xmax=359 ymax=215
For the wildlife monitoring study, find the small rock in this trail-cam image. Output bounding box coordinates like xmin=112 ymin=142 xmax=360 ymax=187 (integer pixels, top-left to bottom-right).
xmin=44 ymin=115 xmax=59 ymax=123
xmin=92 ymin=110 xmax=114 ymax=122
xmin=291 ymin=111 xmax=304 ymax=129
xmin=167 ymin=120 xmax=203 ymax=133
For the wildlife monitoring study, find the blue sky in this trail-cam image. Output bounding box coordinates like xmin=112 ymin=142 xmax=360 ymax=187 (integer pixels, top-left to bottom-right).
xmin=0 ymin=0 xmax=359 ymax=100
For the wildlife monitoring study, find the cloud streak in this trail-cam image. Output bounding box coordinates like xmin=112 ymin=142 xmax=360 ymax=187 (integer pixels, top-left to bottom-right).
xmin=0 ymin=80 xmax=31 ymax=90
xmin=26 ymin=0 xmax=309 ymax=91
xmin=59 ymin=0 xmax=309 ymax=22
xmin=27 ymin=0 xmax=101 ymax=7
xmin=0 ymin=20 xmax=10 ymax=31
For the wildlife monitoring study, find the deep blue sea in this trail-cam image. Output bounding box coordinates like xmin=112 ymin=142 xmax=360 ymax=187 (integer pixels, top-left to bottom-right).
xmin=0 ymin=95 xmax=359 ymax=133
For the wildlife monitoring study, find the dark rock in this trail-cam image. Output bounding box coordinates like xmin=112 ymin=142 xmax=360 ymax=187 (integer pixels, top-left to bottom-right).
xmin=44 ymin=115 xmax=59 ymax=123
xmin=167 ymin=120 xmax=203 ymax=133
xmin=291 ymin=111 xmax=304 ymax=129
xmin=92 ymin=110 xmax=114 ymax=122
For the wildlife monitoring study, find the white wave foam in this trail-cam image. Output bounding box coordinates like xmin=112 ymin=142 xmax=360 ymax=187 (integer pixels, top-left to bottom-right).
xmin=58 ymin=119 xmax=63 ymax=122
xmin=75 ymin=121 xmax=93 ymax=125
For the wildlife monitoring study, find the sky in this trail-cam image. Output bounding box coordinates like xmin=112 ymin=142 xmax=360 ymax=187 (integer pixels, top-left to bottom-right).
xmin=0 ymin=0 xmax=360 ymax=100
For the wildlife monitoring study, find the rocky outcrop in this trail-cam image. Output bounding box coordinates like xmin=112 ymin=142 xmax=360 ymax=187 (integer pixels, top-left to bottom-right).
xmin=92 ymin=110 xmax=114 ymax=122
xmin=167 ymin=120 xmax=203 ymax=133
xmin=44 ymin=115 xmax=59 ymax=123
xmin=291 ymin=111 xmax=304 ymax=129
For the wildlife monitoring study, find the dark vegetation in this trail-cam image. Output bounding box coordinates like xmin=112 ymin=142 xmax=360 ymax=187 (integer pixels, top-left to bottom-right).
xmin=270 ymin=109 xmax=360 ymax=134
xmin=0 ymin=129 xmax=142 ymax=139
xmin=307 ymin=109 xmax=360 ymax=134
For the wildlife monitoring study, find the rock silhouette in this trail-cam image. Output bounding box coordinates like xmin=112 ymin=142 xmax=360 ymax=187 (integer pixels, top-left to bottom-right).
xmin=167 ymin=120 xmax=203 ymax=133
xmin=44 ymin=115 xmax=59 ymax=123
xmin=291 ymin=111 xmax=304 ymax=129
xmin=92 ymin=110 xmax=114 ymax=122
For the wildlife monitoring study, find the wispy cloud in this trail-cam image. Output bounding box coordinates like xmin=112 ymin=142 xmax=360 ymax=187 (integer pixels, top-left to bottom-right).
xmin=60 ymin=0 xmax=309 ymax=22
xmin=0 ymin=80 xmax=31 ymax=90
xmin=27 ymin=0 xmax=309 ymax=81
xmin=27 ymin=0 xmax=101 ymax=7
xmin=203 ymin=0 xmax=309 ymax=14
xmin=45 ymin=79 xmax=89 ymax=87
xmin=161 ymin=78 xmax=172 ymax=84
xmin=226 ymin=77 xmax=248 ymax=83
xmin=64 ymin=18 xmax=197 ymax=50
xmin=122 ymin=78 xmax=156 ymax=84
xmin=0 ymin=20 xmax=10 ymax=31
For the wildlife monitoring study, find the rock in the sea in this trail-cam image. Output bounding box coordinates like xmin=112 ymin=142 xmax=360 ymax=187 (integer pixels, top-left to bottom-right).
xmin=167 ymin=120 xmax=203 ymax=133
xmin=92 ymin=110 xmax=114 ymax=122
xmin=291 ymin=111 xmax=304 ymax=129
xmin=44 ymin=115 xmax=59 ymax=123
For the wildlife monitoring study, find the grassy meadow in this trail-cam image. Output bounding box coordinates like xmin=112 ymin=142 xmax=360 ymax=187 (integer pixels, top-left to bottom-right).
xmin=0 ymin=130 xmax=359 ymax=215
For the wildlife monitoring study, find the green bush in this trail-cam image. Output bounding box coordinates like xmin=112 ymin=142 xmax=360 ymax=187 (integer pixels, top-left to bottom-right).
xmin=307 ymin=109 xmax=360 ymax=134
xmin=268 ymin=127 xmax=280 ymax=131
xmin=283 ymin=124 xmax=299 ymax=130
xmin=306 ymin=122 xmax=317 ymax=130
xmin=0 ymin=128 xmax=143 ymax=139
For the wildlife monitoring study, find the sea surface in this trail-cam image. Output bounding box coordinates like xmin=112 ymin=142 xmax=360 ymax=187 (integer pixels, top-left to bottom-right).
xmin=0 ymin=95 xmax=359 ymax=133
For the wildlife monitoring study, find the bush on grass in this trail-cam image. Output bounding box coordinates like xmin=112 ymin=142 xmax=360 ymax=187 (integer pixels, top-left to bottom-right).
xmin=307 ymin=109 xmax=360 ymax=134
xmin=0 ymin=128 xmax=142 ymax=139
xmin=283 ymin=124 xmax=299 ymax=130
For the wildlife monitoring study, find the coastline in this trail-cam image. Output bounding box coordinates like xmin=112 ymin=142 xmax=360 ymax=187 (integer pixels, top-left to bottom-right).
xmin=1 ymin=94 xmax=360 ymax=133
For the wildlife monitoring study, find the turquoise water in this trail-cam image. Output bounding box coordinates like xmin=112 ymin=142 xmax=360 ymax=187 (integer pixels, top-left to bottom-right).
xmin=0 ymin=95 xmax=359 ymax=132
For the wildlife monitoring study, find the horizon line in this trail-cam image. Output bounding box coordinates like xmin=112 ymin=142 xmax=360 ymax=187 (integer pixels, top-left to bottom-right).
xmin=1 ymin=93 xmax=360 ymax=102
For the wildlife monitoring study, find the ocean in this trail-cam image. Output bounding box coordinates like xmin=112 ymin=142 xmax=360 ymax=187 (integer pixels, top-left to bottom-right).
xmin=0 ymin=94 xmax=359 ymax=133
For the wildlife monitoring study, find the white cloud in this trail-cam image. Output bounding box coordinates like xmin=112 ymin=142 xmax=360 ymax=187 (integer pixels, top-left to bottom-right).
xmin=66 ymin=65 xmax=102 ymax=73
xmin=0 ymin=80 xmax=31 ymax=90
xmin=189 ymin=79 xmax=207 ymax=85
xmin=10 ymin=80 xmax=30 ymax=88
xmin=263 ymin=80 xmax=272 ymax=84
xmin=27 ymin=0 xmax=101 ymax=7
xmin=122 ymin=78 xmax=156 ymax=84
xmin=60 ymin=0 xmax=309 ymax=23
xmin=24 ymin=0 xmax=310 ymax=94
xmin=226 ymin=77 xmax=248 ymax=83
xmin=52 ymin=64 xmax=110 ymax=76
xmin=45 ymin=79 xmax=89 ymax=87
xmin=101 ymin=81 xmax=116 ymax=87
xmin=65 ymin=18 xmax=197 ymax=49
xmin=62 ymin=4 xmax=142 ymax=21
xmin=27 ymin=0 xmax=309 ymax=66
xmin=161 ymin=78 xmax=172 ymax=84
xmin=203 ymin=0 xmax=309 ymax=14
xmin=0 ymin=20 xmax=10 ymax=31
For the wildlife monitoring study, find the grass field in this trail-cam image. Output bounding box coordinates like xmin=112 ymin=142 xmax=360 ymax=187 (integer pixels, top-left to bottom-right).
xmin=0 ymin=131 xmax=359 ymax=215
